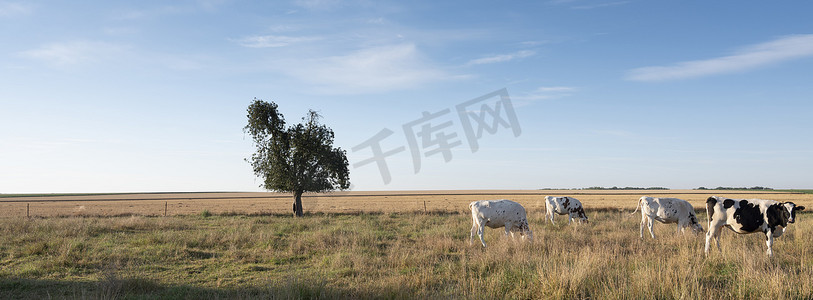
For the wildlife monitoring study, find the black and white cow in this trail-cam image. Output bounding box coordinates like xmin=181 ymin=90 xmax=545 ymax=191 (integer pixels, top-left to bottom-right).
xmin=633 ymin=196 xmax=704 ymax=239
xmin=469 ymin=200 xmax=533 ymax=247
xmin=705 ymin=196 xmax=805 ymax=257
xmin=544 ymin=196 xmax=588 ymax=224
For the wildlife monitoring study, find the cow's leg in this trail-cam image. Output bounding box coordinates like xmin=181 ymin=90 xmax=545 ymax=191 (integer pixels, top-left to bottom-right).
xmin=714 ymin=226 xmax=722 ymax=251
xmin=478 ymin=223 xmax=487 ymax=247
xmin=765 ymin=231 xmax=774 ymax=257
xmin=705 ymin=221 xmax=723 ymax=255
xmin=639 ymin=215 xmax=645 ymax=239
xmin=470 ymin=220 xmax=478 ymax=246
xmin=647 ymin=217 xmax=656 ymax=239
xmin=508 ymin=227 xmax=521 ymax=244
xmin=544 ymin=207 xmax=550 ymax=224
xmin=704 ymin=230 xmax=713 ymax=255
xmin=548 ymin=211 xmax=555 ymax=225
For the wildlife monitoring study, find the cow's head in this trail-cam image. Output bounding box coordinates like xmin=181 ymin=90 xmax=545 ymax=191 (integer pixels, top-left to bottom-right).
xmin=518 ymin=220 xmax=534 ymax=243
xmin=577 ymin=207 xmax=589 ymax=224
xmin=784 ymin=202 xmax=805 ymax=223
xmin=689 ymin=214 xmax=705 ymax=234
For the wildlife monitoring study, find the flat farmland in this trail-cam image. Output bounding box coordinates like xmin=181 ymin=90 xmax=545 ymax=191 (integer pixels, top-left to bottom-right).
xmin=3 ymin=190 xmax=813 ymax=298
xmin=1 ymin=190 xmax=812 ymax=217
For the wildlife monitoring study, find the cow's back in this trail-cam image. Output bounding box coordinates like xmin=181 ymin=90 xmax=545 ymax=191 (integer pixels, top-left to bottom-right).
xmin=547 ymin=196 xmax=570 ymax=213
xmin=471 ymin=200 xmax=526 ymax=228
xmin=707 ymin=196 xmax=778 ymax=234
xmin=657 ymin=198 xmax=690 ymax=222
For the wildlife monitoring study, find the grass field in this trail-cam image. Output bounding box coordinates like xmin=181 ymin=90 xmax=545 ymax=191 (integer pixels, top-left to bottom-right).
xmin=1 ymin=190 xmax=812 ymax=299
xmin=2 ymin=189 xmax=811 ymax=218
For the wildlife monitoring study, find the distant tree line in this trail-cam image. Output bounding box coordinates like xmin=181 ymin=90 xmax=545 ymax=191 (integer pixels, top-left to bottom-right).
xmin=695 ymin=186 xmax=773 ymax=191
xmin=583 ymin=186 xmax=670 ymax=190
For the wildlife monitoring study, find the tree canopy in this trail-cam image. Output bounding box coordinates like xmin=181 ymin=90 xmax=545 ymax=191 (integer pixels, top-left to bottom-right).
xmin=245 ymin=99 xmax=350 ymax=216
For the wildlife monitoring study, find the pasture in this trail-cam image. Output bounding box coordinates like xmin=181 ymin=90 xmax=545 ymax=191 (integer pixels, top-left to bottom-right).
xmin=1 ymin=190 xmax=812 ymax=298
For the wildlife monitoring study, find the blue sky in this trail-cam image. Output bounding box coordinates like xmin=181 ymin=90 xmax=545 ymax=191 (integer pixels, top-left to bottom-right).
xmin=2 ymin=1 xmax=812 ymax=193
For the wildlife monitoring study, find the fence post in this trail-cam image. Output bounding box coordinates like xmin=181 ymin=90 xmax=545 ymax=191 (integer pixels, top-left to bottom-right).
xmin=27 ymin=203 xmax=30 ymax=218
xmin=424 ymin=201 xmax=427 ymax=213
xmin=164 ymin=201 xmax=168 ymax=217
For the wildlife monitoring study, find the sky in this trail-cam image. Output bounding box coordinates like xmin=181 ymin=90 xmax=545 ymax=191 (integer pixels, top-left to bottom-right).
xmin=2 ymin=1 xmax=813 ymax=193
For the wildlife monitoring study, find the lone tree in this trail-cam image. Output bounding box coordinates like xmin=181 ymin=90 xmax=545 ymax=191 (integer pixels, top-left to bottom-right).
xmin=245 ymin=99 xmax=350 ymax=217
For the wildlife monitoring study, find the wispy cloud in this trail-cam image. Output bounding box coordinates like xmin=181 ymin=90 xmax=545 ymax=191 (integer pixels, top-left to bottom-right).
xmin=19 ymin=41 xmax=127 ymax=66
xmin=593 ymin=129 xmax=635 ymax=138
xmin=278 ymin=43 xmax=458 ymax=94
xmin=627 ymin=34 xmax=813 ymax=81
xmin=514 ymin=86 xmax=576 ymax=101
xmin=0 ymin=1 xmax=32 ymax=16
xmin=467 ymin=50 xmax=535 ymax=66
xmin=113 ymin=1 xmax=224 ymax=20
xmin=233 ymin=35 xmax=322 ymax=48
xmin=294 ymin=0 xmax=342 ymax=10
xmin=368 ymin=17 xmax=386 ymax=24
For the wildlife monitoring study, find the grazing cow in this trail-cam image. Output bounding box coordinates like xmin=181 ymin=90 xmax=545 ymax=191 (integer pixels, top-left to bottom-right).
xmin=544 ymin=196 xmax=588 ymax=224
xmin=469 ymin=200 xmax=533 ymax=247
xmin=705 ymin=196 xmax=805 ymax=257
xmin=632 ymin=196 xmax=704 ymax=239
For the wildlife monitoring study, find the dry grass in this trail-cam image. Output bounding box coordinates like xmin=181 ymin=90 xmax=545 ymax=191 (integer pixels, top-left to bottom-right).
xmin=1 ymin=206 xmax=812 ymax=298
xmin=2 ymin=190 xmax=812 ymax=298
xmin=2 ymin=190 xmax=811 ymax=217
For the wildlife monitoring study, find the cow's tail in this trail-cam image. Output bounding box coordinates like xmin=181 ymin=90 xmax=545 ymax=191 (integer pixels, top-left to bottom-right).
xmin=705 ymin=197 xmax=716 ymax=229
xmin=631 ymin=197 xmax=643 ymax=215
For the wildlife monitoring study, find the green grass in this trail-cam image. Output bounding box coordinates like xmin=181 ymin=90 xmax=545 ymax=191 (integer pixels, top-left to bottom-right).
xmin=1 ymin=210 xmax=811 ymax=299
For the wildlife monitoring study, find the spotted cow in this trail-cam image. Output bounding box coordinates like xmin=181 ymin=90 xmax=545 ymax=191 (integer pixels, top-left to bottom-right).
xmin=469 ymin=199 xmax=533 ymax=247
xmin=705 ymin=196 xmax=805 ymax=257
xmin=632 ymin=196 xmax=704 ymax=239
xmin=544 ymin=196 xmax=588 ymax=224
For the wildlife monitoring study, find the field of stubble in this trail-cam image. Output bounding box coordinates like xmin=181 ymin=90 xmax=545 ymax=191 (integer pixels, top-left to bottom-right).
xmin=1 ymin=190 xmax=811 ymax=299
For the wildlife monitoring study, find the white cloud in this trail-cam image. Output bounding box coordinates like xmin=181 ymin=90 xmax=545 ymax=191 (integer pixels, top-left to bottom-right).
xmin=113 ymin=1 xmax=224 ymax=20
xmin=294 ymin=0 xmax=342 ymax=10
xmin=19 ymin=41 xmax=127 ymax=66
xmin=0 ymin=2 xmax=32 ymax=16
xmin=593 ymin=129 xmax=634 ymax=137
xmin=627 ymin=34 xmax=813 ymax=81
xmin=514 ymin=86 xmax=576 ymax=101
xmin=234 ymin=35 xmax=321 ymax=48
xmin=368 ymin=17 xmax=386 ymax=24
xmin=467 ymin=50 xmax=536 ymax=65
xmin=279 ymin=43 xmax=456 ymax=94
xmin=534 ymin=86 xmax=575 ymax=93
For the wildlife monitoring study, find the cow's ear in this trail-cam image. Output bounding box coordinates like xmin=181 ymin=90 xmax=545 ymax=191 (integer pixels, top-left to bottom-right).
xmin=797 ymin=206 xmax=806 ymax=211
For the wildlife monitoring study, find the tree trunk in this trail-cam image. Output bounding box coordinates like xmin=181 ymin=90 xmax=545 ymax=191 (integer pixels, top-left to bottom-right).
xmin=293 ymin=190 xmax=304 ymax=217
